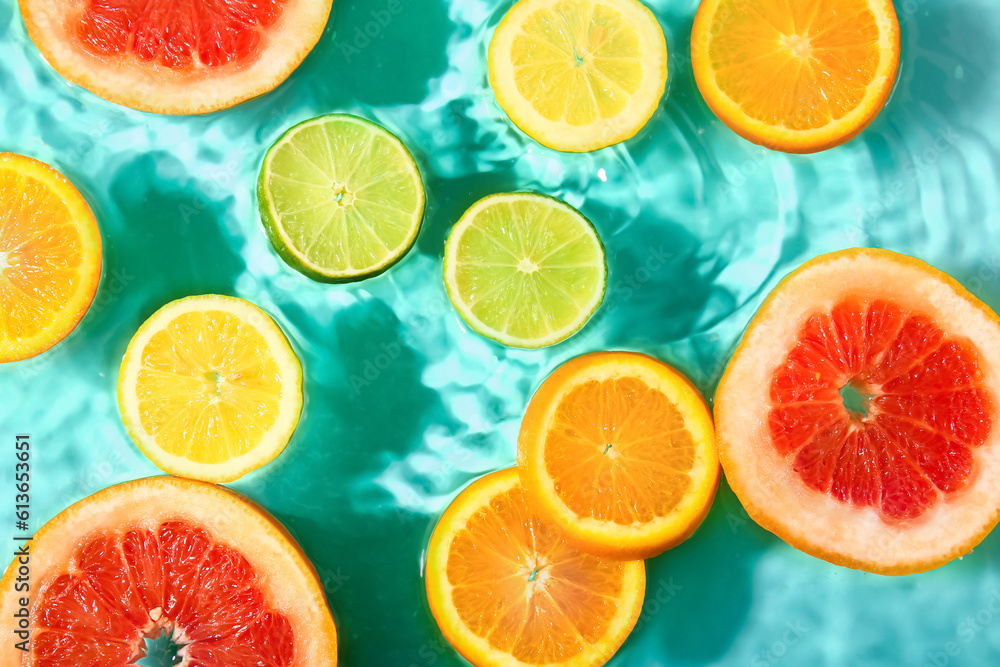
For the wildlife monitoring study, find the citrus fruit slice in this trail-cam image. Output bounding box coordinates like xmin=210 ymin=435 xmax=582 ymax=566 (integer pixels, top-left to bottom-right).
xmin=488 ymin=0 xmax=668 ymax=152
xmin=715 ymin=248 xmax=1000 ymax=575
xmin=443 ymin=193 xmax=606 ymax=348
xmin=0 ymin=476 xmax=337 ymax=666
xmin=18 ymin=0 xmax=333 ymax=114
xmin=425 ymin=467 xmax=645 ymax=667
xmin=258 ymin=114 xmax=426 ymax=283
xmin=117 ymin=294 xmax=303 ymax=483
xmin=691 ymin=0 xmax=901 ymax=153
xmin=518 ymin=351 xmax=719 ymax=559
xmin=0 ymin=153 xmax=102 ymax=363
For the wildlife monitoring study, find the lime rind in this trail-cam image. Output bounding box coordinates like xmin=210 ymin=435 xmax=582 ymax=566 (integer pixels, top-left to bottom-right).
xmin=258 ymin=114 xmax=426 ymax=283
xmin=443 ymin=192 xmax=608 ymax=348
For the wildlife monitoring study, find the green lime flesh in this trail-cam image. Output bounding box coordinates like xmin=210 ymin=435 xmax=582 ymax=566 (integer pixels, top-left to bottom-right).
xmin=443 ymin=193 xmax=607 ymax=348
xmin=258 ymin=114 xmax=425 ymax=283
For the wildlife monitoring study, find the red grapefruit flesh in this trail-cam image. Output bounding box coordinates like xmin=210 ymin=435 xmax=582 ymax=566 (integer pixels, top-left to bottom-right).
xmin=715 ymin=248 xmax=1000 ymax=575
xmin=0 ymin=477 xmax=337 ymax=666
xmin=18 ymin=0 xmax=333 ymax=114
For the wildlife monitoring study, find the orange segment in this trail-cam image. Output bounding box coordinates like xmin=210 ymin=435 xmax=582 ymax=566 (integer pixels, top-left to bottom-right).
xmin=691 ymin=0 xmax=900 ymax=153
xmin=546 ymin=378 xmax=696 ymax=523
xmin=0 ymin=153 xmax=102 ymax=362
xmin=426 ymin=468 xmax=645 ymax=667
xmin=518 ymin=352 xmax=719 ymax=559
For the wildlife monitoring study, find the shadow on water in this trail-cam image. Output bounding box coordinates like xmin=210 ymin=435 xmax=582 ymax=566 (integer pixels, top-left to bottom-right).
xmin=85 ymin=152 xmax=246 ymax=365
xmin=852 ymin=0 xmax=996 ymax=167
xmin=626 ymin=478 xmax=777 ymax=664
xmin=861 ymin=0 xmax=997 ymax=150
xmin=600 ymin=218 xmax=721 ymax=348
xmin=266 ymin=507 xmax=437 ymax=664
xmin=418 ymin=168 xmax=521 ymax=256
xmin=234 ymin=297 xmax=460 ymax=664
xmin=332 ymin=299 xmax=447 ymax=464
xmin=248 ymin=297 xmax=448 ymax=495
xmin=305 ymin=0 xmax=452 ymax=107
xmin=898 ymin=1 xmax=996 ymax=120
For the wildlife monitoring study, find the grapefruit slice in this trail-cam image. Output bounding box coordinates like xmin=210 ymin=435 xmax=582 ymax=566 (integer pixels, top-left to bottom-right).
xmin=0 ymin=153 xmax=102 ymax=363
xmin=518 ymin=352 xmax=720 ymax=559
xmin=426 ymin=467 xmax=645 ymax=667
xmin=715 ymin=248 xmax=1000 ymax=575
xmin=18 ymin=0 xmax=334 ymax=114
xmin=0 ymin=476 xmax=337 ymax=666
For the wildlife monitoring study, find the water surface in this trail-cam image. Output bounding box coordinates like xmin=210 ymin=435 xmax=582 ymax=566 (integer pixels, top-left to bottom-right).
xmin=2 ymin=0 xmax=1000 ymax=665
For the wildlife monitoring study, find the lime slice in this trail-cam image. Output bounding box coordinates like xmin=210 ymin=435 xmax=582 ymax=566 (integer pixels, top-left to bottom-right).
xmin=258 ymin=114 xmax=425 ymax=282
xmin=443 ymin=193 xmax=607 ymax=348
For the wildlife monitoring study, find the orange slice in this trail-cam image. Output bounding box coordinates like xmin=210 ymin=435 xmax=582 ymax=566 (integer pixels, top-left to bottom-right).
xmin=425 ymin=467 xmax=645 ymax=667
xmin=518 ymin=351 xmax=719 ymax=559
xmin=0 ymin=153 xmax=102 ymax=362
xmin=691 ymin=0 xmax=901 ymax=153
xmin=715 ymin=249 xmax=1000 ymax=574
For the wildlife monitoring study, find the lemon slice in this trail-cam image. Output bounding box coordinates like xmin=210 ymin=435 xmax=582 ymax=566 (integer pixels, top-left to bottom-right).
xmin=117 ymin=295 xmax=303 ymax=483
xmin=488 ymin=0 xmax=668 ymax=152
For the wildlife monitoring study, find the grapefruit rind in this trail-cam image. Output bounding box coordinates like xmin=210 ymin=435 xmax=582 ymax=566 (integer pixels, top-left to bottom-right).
xmin=425 ymin=468 xmax=645 ymax=667
xmin=488 ymin=0 xmax=668 ymax=153
xmin=18 ymin=0 xmax=333 ymax=114
xmin=0 ymin=476 xmax=337 ymax=666
xmin=117 ymin=295 xmax=303 ymax=483
xmin=715 ymin=248 xmax=1000 ymax=575
xmin=518 ymin=352 xmax=720 ymax=559
xmin=0 ymin=153 xmax=102 ymax=363
xmin=690 ymin=0 xmax=901 ymax=153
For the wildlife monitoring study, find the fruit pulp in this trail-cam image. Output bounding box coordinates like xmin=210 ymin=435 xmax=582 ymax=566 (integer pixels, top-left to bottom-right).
xmin=76 ymin=0 xmax=289 ymax=68
xmin=544 ymin=376 xmax=697 ymax=524
xmin=33 ymin=519 xmax=295 ymax=666
xmin=769 ymin=297 xmax=993 ymax=520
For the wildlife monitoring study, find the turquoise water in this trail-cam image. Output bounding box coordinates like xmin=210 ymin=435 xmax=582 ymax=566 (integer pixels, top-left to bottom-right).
xmin=3 ymin=0 xmax=1000 ymax=665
